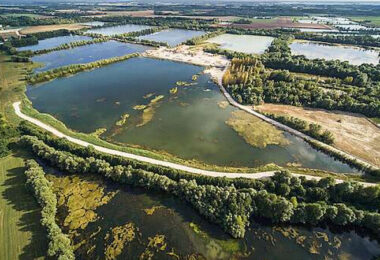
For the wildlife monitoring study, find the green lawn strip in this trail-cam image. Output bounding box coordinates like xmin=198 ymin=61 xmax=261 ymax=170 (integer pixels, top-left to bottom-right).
xmin=0 ymin=152 xmax=48 ymax=260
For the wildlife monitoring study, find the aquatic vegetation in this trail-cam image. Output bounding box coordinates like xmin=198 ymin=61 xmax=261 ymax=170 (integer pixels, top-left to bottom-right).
xmin=192 ymin=75 xmax=198 ymax=81
xmin=91 ymin=128 xmax=107 ymax=137
xmin=133 ymin=105 xmax=147 ymax=110
xmin=143 ymin=93 xmax=154 ymax=99
xmin=189 ymin=223 xmax=242 ymax=254
xmin=115 ymin=113 xmax=130 ymax=126
xmin=48 ymin=175 xmax=117 ymax=232
xmin=140 ymin=235 xmax=167 ymax=259
xmin=176 ymin=81 xmax=197 ymax=87
xmin=148 ymin=235 xmax=167 ymax=251
xmin=169 ymin=87 xmax=178 ymax=94
xmin=104 ymin=222 xmax=137 ymax=260
xmin=143 ymin=206 xmax=164 ymax=215
xmin=137 ymin=95 xmax=165 ymax=127
xmin=225 ymin=110 xmax=289 ymax=148
xmin=217 ymin=101 xmax=229 ymax=109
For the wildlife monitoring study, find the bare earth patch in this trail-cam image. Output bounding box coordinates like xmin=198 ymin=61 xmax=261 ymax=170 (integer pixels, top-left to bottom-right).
xmin=256 ymin=104 xmax=380 ymax=167
xmin=226 ymin=110 xmax=289 ymax=148
xmin=20 ymin=23 xmax=89 ymax=34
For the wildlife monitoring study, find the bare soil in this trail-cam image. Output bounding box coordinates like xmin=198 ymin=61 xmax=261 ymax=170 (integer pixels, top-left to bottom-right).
xmin=256 ymin=104 xmax=380 ymax=167
xmin=20 ymin=24 xmax=89 ymax=34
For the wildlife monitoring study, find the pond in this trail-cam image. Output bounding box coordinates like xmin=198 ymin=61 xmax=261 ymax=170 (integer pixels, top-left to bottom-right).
xmin=31 ymin=41 xmax=150 ymax=72
xmin=290 ymin=41 xmax=379 ymax=65
xmin=137 ymin=29 xmax=206 ymax=47
xmin=27 ymin=57 xmax=357 ymax=173
xmin=206 ymin=34 xmax=274 ymax=54
xmin=86 ymin=24 xmax=152 ymax=36
xmin=17 ymin=35 xmax=92 ymax=52
xmin=48 ymin=173 xmax=380 ymax=260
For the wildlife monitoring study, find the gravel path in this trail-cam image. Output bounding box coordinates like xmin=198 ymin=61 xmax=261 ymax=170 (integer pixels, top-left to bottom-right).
xmin=13 ymin=102 xmax=377 ymax=186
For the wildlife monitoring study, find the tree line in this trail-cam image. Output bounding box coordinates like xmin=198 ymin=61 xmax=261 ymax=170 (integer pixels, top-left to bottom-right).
xmin=18 ymin=120 xmax=380 ymax=197
xmin=9 ymin=29 xmax=73 ymax=48
xmin=27 ymin=53 xmax=139 ymax=84
xmin=24 ymin=160 xmax=74 ymax=260
xmin=185 ymin=30 xmax=225 ymax=45
xmin=19 ymin=134 xmax=380 ymax=239
xmin=264 ymin=113 xmax=335 ymax=144
xmin=294 ymin=33 xmax=380 ymax=48
xmin=30 ymin=37 xmax=110 ymax=56
xmin=0 ymin=113 xmax=18 ymax=158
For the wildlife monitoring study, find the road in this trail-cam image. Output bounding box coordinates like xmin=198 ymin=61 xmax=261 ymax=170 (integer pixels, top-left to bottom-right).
xmin=13 ymin=102 xmax=377 ymax=186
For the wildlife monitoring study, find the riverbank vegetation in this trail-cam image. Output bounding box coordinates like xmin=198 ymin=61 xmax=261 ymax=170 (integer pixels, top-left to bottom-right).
xmin=18 ymin=135 xmax=380 ymax=240
xmin=24 ymin=160 xmax=74 ymax=260
xmin=27 ymin=53 xmax=139 ymax=84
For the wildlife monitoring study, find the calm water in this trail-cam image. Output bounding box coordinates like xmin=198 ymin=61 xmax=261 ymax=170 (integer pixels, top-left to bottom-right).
xmin=138 ymin=29 xmax=206 ymax=47
xmin=17 ymin=35 xmax=92 ymax=52
xmin=32 ymin=41 xmax=150 ymax=72
xmin=290 ymin=41 xmax=379 ymax=65
xmin=86 ymin=24 xmax=152 ymax=36
xmin=80 ymin=21 xmax=105 ymax=27
xmin=206 ymin=34 xmax=274 ymax=54
xmin=27 ymin=57 xmax=357 ymax=172
xmin=50 ymin=173 xmax=380 ymax=260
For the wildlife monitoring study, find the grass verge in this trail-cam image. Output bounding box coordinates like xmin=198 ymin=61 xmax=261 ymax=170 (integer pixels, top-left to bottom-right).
xmin=0 ymin=152 xmax=48 ymax=260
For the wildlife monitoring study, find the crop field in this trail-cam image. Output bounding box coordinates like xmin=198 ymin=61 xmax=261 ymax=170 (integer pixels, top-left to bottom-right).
xmin=20 ymin=24 xmax=89 ymax=34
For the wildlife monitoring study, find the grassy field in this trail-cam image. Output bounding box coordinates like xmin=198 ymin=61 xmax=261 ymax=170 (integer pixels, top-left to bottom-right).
xmin=0 ymin=53 xmax=39 ymax=124
xmin=349 ymin=16 xmax=380 ymax=26
xmin=0 ymin=152 xmax=47 ymax=260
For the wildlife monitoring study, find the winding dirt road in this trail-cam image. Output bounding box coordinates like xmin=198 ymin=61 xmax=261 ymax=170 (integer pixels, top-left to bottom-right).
xmin=13 ymin=102 xmax=377 ymax=186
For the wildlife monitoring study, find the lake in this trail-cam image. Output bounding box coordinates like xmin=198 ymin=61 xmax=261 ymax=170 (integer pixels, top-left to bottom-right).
xmin=17 ymin=35 xmax=92 ymax=52
xmin=138 ymin=29 xmax=206 ymax=47
xmin=48 ymin=173 xmax=380 ymax=260
xmin=27 ymin=57 xmax=357 ymax=173
xmin=290 ymin=41 xmax=379 ymax=65
xmin=31 ymin=41 xmax=150 ymax=72
xmin=86 ymin=24 xmax=152 ymax=36
xmin=206 ymin=34 xmax=274 ymax=54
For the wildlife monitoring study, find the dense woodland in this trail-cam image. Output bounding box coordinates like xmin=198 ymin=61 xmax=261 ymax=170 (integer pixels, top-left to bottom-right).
xmin=222 ymin=43 xmax=380 ymax=118
xmin=19 ymin=133 xmax=380 ymax=240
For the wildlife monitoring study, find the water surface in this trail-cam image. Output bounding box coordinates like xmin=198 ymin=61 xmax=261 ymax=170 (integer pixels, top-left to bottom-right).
xmin=138 ymin=29 xmax=206 ymax=47
xmin=32 ymin=41 xmax=150 ymax=72
xmin=50 ymin=173 xmax=380 ymax=260
xmin=17 ymin=35 xmax=92 ymax=52
xmin=290 ymin=41 xmax=379 ymax=65
xmin=206 ymin=34 xmax=274 ymax=54
xmin=86 ymin=24 xmax=151 ymax=36
xmin=27 ymin=57 xmax=358 ymax=172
